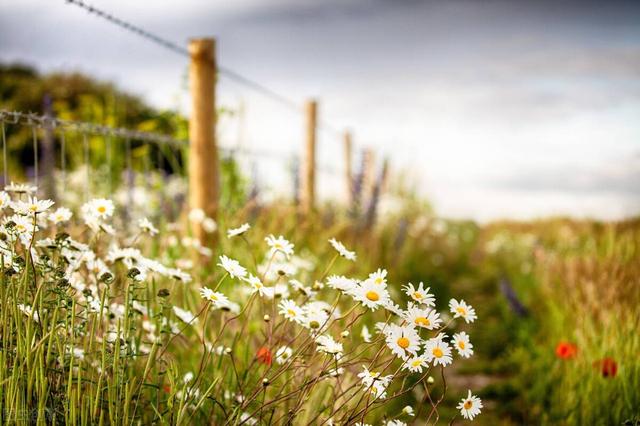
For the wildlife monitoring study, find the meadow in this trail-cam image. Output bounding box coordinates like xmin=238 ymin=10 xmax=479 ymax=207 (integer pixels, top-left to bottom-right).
xmin=0 ymin=167 xmax=637 ymax=425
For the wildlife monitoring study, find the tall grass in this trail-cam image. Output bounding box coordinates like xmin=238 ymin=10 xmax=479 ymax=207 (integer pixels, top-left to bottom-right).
xmin=481 ymin=220 xmax=640 ymax=425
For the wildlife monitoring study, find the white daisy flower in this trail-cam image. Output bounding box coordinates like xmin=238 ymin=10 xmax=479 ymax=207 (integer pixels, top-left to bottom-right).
xmin=358 ymin=366 xmax=392 ymax=400
xmin=244 ymin=274 xmax=275 ymax=298
xmin=17 ymin=304 xmax=39 ymax=323
xmin=302 ymin=306 xmax=329 ymax=331
xmin=357 ymin=365 xmax=381 ymax=384
xmin=275 ymin=346 xmax=293 ymax=364
xmin=452 ymin=331 xmax=474 ymax=358
xmin=424 ymin=335 xmax=453 ymax=366
xmin=326 ymin=275 xmax=357 ymax=292
xmin=457 ymin=390 xmax=483 ymax=420
xmin=385 ymin=324 xmax=421 ymax=359
xmin=353 ymin=279 xmax=391 ymax=311
xmin=449 ymin=299 xmax=477 ymax=323
xmin=361 ymin=325 xmax=372 ymax=343
xmin=0 ymin=191 xmax=9 ymax=210
xmin=107 ymin=247 xmax=142 ymax=268
xmin=84 ymin=198 xmax=114 ymax=219
xmin=11 ymin=196 xmax=54 ymax=215
xmin=202 ymin=217 xmax=217 ymax=233
xmin=289 ymin=279 xmax=317 ymax=297
xmin=328 ymin=238 xmax=356 ymax=261
xmin=188 ymin=208 xmax=206 ymax=223
xmin=138 ymin=217 xmax=159 ymax=235
xmin=386 ymin=421 xmax=407 ymax=426
xmin=222 ymin=300 xmax=241 ymax=314
xmin=273 ymin=283 xmax=290 ymax=299
xmin=183 ymin=372 xmax=195 ymax=384
xmin=217 ymin=255 xmax=247 ymax=279
xmin=403 ymin=304 xmax=442 ymax=330
xmin=4 ymin=182 xmax=36 ymax=194
xmin=315 ymin=335 xmax=343 ymax=358
xmin=402 ymin=282 xmax=435 ymax=306
xmin=403 ymin=354 xmax=430 ymax=373
xmin=67 ymin=346 xmax=85 ymax=360
xmin=402 ymin=405 xmax=415 ymax=416
xmin=327 ymin=367 xmax=344 ymax=377
xmin=265 ymin=234 xmax=295 ymax=258
xmin=49 ymin=207 xmax=72 ymax=224
xmin=366 ymin=268 xmax=387 ymax=286
xmin=165 ymin=267 xmax=192 ymax=283
xmin=173 ymin=306 xmax=199 ymax=324
xmin=199 ymin=287 xmax=230 ymax=309
xmin=227 ymin=223 xmax=250 ymax=238
xmin=278 ymin=299 xmax=304 ymax=323
xmin=7 ymin=214 xmax=37 ymax=236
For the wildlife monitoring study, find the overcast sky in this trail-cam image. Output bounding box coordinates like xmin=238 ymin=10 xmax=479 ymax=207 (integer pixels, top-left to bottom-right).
xmin=1 ymin=0 xmax=639 ymax=221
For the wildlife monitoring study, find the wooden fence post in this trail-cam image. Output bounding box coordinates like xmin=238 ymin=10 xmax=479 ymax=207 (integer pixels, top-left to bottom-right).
xmin=300 ymin=99 xmax=317 ymax=215
xmin=362 ymin=148 xmax=376 ymax=205
xmin=188 ymin=38 xmax=219 ymax=245
xmin=343 ymin=130 xmax=353 ymax=205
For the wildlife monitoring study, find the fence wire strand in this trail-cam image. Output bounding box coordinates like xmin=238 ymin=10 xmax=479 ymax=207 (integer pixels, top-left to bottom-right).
xmin=0 ymin=110 xmax=187 ymax=146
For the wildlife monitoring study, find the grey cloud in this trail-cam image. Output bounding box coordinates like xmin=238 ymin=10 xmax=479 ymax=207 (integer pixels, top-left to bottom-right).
xmin=490 ymin=156 xmax=640 ymax=195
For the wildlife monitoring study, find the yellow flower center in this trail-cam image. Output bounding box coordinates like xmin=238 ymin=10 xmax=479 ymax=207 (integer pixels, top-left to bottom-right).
xmin=397 ymin=337 xmax=410 ymax=349
xmin=458 ymin=341 xmax=465 ymax=349
xmin=415 ymin=317 xmax=430 ymax=327
xmin=375 ymin=277 xmax=383 ymax=284
xmin=366 ymin=291 xmax=380 ymax=302
xmin=463 ymin=400 xmax=473 ymax=410
xmin=432 ymin=347 xmax=443 ymax=358
xmin=456 ymin=307 xmax=466 ymax=315
xmin=411 ymin=359 xmax=422 ymax=367
xmin=29 ymin=205 xmax=37 ymax=211
xmin=97 ymin=206 xmax=106 ymax=213
xmin=287 ymin=309 xmax=296 ymax=317
xmin=413 ymin=292 xmax=423 ymax=300
xmin=210 ymin=294 xmax=218 ymax=301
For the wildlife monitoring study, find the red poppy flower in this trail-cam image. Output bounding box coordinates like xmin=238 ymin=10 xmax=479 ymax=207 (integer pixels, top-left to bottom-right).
xmin=555 ymin=341 xmax=578 ymax=359
xmin=593 ymin=357 xmax=617 ymax=378
xmin=256 ymin=347 xmax=272 ymax=365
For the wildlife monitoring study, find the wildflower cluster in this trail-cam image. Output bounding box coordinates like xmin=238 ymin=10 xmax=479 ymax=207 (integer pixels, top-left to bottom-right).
xmin=0 ymin=184 xmax=482 ymax=424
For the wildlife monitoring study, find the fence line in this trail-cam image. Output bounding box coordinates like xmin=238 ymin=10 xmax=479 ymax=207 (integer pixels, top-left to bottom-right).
xmin=0 ymin=109 xmax=342 ymax=176
xmin=7 ymin=2 xmax=390 ymax=237
xmin=0 ymin=110 xmax=187 ymax=147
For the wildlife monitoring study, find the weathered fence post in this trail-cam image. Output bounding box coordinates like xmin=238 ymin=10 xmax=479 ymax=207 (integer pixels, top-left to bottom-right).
xmin=300 ymin=99 xmax=317 ymax=216
xmin=343 ymin=130 xmax=353 ymax=205
xmin=362 ymin=148 xmax=376 ymax=205
xmin=188 ymin=38 xmax=219 ymax=245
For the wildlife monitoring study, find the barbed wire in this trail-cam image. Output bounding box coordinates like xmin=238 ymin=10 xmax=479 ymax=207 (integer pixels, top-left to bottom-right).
xmin=63 ymin=0 xmax=352 ymax=140
xmin=0 ymin=110 xmax=187 ymax=146
xmin=0 ymin=109 xmax=342 ymax=174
